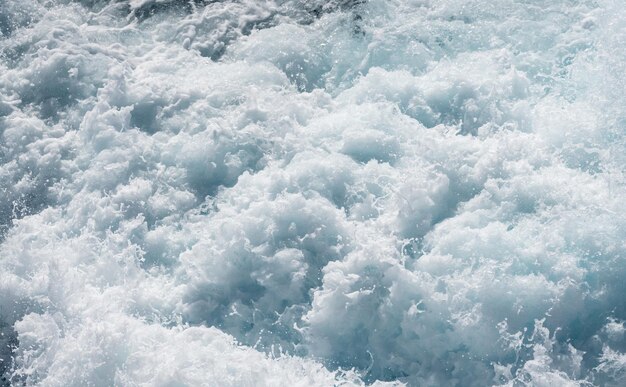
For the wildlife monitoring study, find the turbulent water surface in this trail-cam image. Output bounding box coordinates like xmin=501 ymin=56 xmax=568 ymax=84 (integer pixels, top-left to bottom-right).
xmin=1 ymin=0 xmax=626 ymax=385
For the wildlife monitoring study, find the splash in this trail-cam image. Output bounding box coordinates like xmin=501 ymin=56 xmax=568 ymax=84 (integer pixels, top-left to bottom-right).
xmin=1 ymin=0 xmax=626 ymax=385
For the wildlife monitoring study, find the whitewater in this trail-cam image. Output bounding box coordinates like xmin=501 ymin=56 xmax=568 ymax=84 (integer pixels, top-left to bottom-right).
xmin=1 ymin=0 xmax=626 ymax=385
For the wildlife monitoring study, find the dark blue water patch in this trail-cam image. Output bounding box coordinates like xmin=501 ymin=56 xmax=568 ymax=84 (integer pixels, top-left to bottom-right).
xmin=0 ymin=322 xmax=17 ymax=387
xmin=131 ymin=0 xmax=211 ymax=22
xmin=130 ymin=101 xmax=160 ymax=134
xmin=307 ymin=0 xmax=366 ymax=18
xmin=129 ymin=0 xmax=368 ymax=62
xmin=0 ymin=298 xmax=37 ymax=386
xmin=0 ymin=1 xmax=38 ymax=38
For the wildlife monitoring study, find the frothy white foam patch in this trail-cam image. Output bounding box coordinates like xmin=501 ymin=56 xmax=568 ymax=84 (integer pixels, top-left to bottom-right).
xmin=1 ymin=0 xmax=626 ymax=386
xmin=12 ymin=311 xmax=381 ymax=386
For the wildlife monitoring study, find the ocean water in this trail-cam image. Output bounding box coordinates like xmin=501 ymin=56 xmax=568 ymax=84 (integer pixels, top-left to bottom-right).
xmin=1 ymin=0 xmax=626 ymax=385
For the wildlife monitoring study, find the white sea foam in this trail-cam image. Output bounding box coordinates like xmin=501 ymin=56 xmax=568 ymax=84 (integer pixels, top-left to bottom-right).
xmin=1 ymin=0 xmax=626 ymax=385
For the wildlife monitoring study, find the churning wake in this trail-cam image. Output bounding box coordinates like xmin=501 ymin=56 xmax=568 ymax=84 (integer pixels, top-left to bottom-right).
xmin=1 ymin=0 xmax=626 ymax=385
